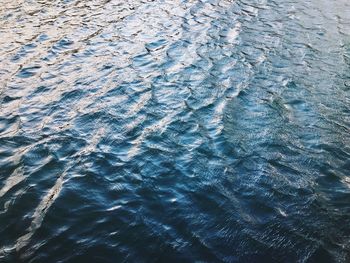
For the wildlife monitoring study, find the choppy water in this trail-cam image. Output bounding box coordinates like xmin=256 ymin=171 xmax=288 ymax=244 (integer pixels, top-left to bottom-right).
xmin=0 ymin=0 xmax=350 ymax=262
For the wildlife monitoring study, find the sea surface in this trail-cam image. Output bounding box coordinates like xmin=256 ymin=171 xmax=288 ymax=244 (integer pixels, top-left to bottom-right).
xmin=0 ymin=0 xmax=350 ymax=262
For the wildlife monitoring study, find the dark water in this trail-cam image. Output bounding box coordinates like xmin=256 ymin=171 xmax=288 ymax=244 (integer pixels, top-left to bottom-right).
xmin=1 ymin=0 xmax=350 ymax=262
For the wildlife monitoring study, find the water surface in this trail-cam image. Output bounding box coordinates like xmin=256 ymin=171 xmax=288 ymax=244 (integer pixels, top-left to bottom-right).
xmin=0 ymin=0 xmax=350 ymax=262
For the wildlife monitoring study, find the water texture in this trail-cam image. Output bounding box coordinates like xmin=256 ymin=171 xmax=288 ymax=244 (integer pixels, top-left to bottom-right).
xmin=0 ymin=0 xmax=350 ymax=262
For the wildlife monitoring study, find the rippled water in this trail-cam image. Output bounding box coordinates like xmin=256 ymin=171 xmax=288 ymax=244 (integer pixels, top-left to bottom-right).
xmin=1 ymin=0 xmax=350 ymax=262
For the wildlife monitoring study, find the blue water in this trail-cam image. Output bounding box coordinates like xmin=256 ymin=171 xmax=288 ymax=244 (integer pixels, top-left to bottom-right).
xmin=0 ymin=0 xmax=350 ymax=262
